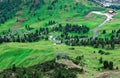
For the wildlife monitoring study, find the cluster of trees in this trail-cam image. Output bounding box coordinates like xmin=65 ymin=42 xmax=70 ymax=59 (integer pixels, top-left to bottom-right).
xmin=52 ymin=24 xmax=89 ymax=34
xmin=0 ymin=60 xmax=83 ymax=78
xmin=99 ymin=58 xmax=114 ymax=70
xmin=108 ymin=5 xmax=120 ymax=9
xmin=0 ymin=23 xmax=89 ymax=43
xmin=111 ymin=29 xmax=120 ymax=38
xmin=0 ymin=0 xmax=45 ymax=24
xmin=65 ymin=29 xmax=120 ymax=49
xmin=65 ymin=37 xmax=116 ymax=49
xmin=0 ymin=22 xmax=119 ymax=49
xmin=25 ymin=25 xmax=34 ymax=30
xmin=98 ymin=50 xmax=110 ymax=55
xmin=103 ymin=61 xmax=114 ymax=70
xmin=0 ymin=27 xmax=49 ymax=43
xmin=47 ymin=20 xmax=56 ymax=25
xmin=98 ymin=56 xmax=119 ymax=71
xmin=0 ymin=0 xmax=22 ymax=24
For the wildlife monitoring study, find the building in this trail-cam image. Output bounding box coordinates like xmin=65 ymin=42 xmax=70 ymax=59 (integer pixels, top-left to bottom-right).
xmin=49 ymin=36 xmax=55 ymax=41
xmin=108 ymin=10 xmax=116 ymax=15
xmin=55 ymin=40 xmax=62 ymax=44
xmin=55 ymin=53 xmax=69 ymax=62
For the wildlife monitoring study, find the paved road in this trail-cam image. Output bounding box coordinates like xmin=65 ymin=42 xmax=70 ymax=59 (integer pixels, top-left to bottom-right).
xmin=91 ymin=11 xmax=115 ymax=39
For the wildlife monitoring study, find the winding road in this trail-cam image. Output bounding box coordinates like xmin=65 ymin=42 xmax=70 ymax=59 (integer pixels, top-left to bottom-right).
xmin=90 ymin=11 xmax=115 ymax=39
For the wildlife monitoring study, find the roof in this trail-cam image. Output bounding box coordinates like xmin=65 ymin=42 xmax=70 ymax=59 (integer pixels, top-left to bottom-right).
xmin=108 ymin=10 xmax=116 ymax=13
xmin=56 ymin=53 xmax=69 ymax=57
xmin=56 ymin=40 xmax=61 ymax=44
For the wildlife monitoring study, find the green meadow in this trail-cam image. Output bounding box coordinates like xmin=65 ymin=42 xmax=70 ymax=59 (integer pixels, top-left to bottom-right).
xmin=0 ymin=41 xmax=120 ymax=77
xmin=0 ymin=0 xmax=120 ymax=77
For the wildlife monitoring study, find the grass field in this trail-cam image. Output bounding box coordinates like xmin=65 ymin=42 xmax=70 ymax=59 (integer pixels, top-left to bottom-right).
xmin=0 ymin=40 xmax=120 ymax=77
xmin=0 ymin=4 xmax=120 ymax=68
xmin=1 ymin=9 xmax=120 ymax=38
xmin=0 ymin=0 xmax=120 ymax=78
xmin=0 ymin=2 xmax=120 ymax=67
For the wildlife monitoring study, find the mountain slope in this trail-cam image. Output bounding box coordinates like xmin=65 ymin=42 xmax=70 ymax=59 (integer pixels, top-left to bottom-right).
xmin=0 ymin=0 xmax=120 ymax=78
xmin=0 ymin=0 xmax=104 ymax=24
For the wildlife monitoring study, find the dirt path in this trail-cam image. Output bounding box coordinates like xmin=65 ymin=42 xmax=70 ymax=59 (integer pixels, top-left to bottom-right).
xmin=94 ymin=71 xmax=120 ymax=78
xmin=88 ymin=11 xmax=115 ymax=39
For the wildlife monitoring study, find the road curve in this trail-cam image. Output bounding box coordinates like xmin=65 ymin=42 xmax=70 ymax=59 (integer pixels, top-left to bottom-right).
xmin=91 ymin=11 xmax=115 ymax=39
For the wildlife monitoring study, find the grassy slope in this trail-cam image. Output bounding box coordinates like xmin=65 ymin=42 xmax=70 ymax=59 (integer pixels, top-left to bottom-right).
xmin=1 ymin=1 xmax=120 ymax=37
xmin=0 ymin=41 xmax=120 ymax=77
xmin=98 ymin=10 xmax=120 ymax=38
xmin=0 ymin=0 xmax=105 ymax=34
xmin=0 ymin=0 xmax=120 ymax=77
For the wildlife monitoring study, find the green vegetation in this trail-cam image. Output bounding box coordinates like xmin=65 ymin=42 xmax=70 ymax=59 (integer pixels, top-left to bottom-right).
xmin=0 ymin=59 xmax=84 ymax=78
xmin=0 ymin=0 xmax=22 ymax=24
xmin=0 ymin=41 xmax=120 ymax=77
xmin=0 ymin=0 xmax=120 ymax=78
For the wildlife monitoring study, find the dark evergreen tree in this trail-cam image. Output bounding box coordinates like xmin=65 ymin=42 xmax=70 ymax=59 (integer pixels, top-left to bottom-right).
xmin=109 ymin=61 xmax=113 ymax=70
xmin=99 ymin=57 xmax=103 ymax=64
xmin=103 ymin=60 xmax=109 ymax=69
xmin=12 ymin=64 xmax=16 ymax=72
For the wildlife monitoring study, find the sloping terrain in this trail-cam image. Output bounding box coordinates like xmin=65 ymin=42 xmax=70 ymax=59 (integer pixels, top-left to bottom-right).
xmin=0 ymin=0 xmax=120 ymax=78
xmin=95 ymin=71 xmax=120 ymax=78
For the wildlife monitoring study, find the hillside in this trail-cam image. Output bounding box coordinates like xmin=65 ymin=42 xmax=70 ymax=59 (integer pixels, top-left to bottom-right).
xmin=0 ymin=0 xmax=120 ymax=78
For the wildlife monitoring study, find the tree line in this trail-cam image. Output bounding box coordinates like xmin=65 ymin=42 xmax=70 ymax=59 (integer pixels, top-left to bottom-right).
xmin=51 ymin=23 xmax=89 ymax=34
xmin=0 ymin=22 xmax=120 ymax=49
xmin=0 ymin=23 xmax=89 ymax=43
xmin=65 ymin=29 xmax=120 ymax=49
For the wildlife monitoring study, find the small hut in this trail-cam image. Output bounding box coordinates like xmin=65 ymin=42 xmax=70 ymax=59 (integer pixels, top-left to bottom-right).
xmin=55 ymin=53 xmax=69 ymax=62
xmin=108 ymin=10 xmax=116 ymax=15
xmin=55 ymin=40 xmax=62 ymax=44
xmin=49 ymin=36 xmax=54 ymax=41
